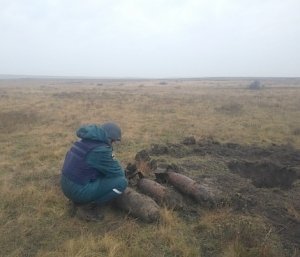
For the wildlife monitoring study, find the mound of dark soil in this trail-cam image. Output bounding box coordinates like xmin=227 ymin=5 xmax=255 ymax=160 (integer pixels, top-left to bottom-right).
xmin=150 ymin=138 xmax=300 ymax=165
xmin=146 ymin=138 xmax=300 ymax=253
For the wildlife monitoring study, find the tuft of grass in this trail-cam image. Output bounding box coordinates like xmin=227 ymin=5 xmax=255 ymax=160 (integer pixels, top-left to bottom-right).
xmin=0 ymin=110 xmax=39 ymax=133
xmin=292 ymin=127 xmax=300 ymax=136
xmin=194 ymin=210 xmax=284 ymax=257
xmin=215 ymin=103 xmax=243 ymax=115
xmin=157 ymin=208 xmax=201 ymax=257
xmin=38 ymin=234 xmax=125 ymax=257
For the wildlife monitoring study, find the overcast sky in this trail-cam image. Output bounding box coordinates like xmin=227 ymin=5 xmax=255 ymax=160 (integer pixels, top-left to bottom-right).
xmin=0 ymin=0 xmax=299 ymax=78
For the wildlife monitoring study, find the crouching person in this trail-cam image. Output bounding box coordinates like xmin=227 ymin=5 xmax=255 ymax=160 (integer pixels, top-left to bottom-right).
xmin=60 ymin=122 xmax=128 ymax=221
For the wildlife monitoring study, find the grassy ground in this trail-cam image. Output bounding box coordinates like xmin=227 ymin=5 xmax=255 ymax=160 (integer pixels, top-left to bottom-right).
xmin=0 ymin=78 xmax=299 ymax=257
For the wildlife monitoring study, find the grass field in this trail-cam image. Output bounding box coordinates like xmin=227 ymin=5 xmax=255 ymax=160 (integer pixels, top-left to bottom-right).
xmin=0 ymin=78 xmax=299 ymax=257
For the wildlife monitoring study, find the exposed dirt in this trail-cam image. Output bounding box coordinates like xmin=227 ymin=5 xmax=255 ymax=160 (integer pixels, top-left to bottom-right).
xmin=228 ymin=160 xmax=297 ymax=189
xmin=144 ymin=137 xmax=300 ymax=252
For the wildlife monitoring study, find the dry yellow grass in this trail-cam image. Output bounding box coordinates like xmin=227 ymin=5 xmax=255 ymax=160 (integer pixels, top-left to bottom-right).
xmin=195 ymin=209 xmax=284 ymax=257
xmin=0 ymin=78 xmax=299 ymax=257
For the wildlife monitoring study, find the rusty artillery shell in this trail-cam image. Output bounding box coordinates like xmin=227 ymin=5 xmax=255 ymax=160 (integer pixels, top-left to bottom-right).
xmin=137 ymin=178 xmax=183 ymax=209
xmin=115 ymin=187 xmax=160 ymax=222
xmin=166 ymin=171 xmax=215 ymax=207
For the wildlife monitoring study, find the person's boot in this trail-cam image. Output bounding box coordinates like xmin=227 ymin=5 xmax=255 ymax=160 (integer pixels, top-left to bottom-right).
xmin=73 ymin=202 xmax=104 ymax=222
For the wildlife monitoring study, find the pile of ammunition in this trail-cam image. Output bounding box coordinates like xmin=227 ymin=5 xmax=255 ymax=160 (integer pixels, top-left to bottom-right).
xmin=114 ymin=150 xmax=219 ymax=222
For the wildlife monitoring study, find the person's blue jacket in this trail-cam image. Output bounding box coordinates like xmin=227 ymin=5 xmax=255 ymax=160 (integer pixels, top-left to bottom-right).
xmin=61 ymin=124 xmax=127 ymax=204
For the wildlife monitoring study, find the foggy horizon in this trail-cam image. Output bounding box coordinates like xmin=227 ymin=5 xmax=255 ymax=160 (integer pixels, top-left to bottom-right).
xmin=1 ymin=1 xmax=300 ymax=78
xmin=1 ymin=74 xmax=300 ymax=80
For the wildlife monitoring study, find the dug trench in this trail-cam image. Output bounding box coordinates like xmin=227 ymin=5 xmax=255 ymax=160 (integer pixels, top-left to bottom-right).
xmin=130 ymin=137 xmax=300 ymax=253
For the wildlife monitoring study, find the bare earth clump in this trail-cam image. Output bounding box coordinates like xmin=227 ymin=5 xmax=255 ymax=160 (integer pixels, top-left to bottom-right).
xmin=135 ymin=137 xmax=300 ymax=254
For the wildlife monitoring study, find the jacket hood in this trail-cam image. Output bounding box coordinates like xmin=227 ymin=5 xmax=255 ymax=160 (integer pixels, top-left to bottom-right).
xmin=76 ymin=124 xmax=110 ymax=144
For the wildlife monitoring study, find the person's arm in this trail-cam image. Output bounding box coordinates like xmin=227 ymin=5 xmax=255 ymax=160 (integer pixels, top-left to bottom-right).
xmin=86 ymin=146 xmax=125 ymax=177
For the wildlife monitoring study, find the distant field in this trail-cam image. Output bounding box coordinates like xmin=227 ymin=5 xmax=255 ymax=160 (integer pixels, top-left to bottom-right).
xmin=0 ymin=78 xmax=299 ymax=257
